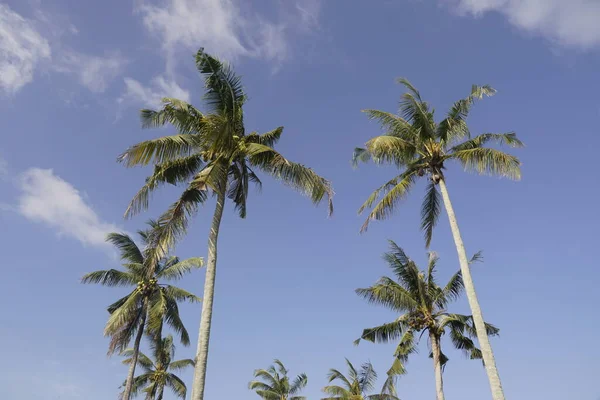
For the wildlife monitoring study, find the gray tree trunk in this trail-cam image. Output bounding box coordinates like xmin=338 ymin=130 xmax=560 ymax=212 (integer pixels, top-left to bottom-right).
xmin=190 ymin=185 xmax=226 ymax=400
xmin=429 ymin=331 xmax=445 ymax=400
xmin=122 ymin=299 xmax=148 ymax=400
xmin=437 ymin=178 xmax=505 ymax=400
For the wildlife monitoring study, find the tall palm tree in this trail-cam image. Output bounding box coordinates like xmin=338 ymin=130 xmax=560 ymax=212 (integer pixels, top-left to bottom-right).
xmin=122 ymin=334 xmax=194 ymax=399
xmin=322 ymin=359 xmax=400 ymax=400
xmin=82 ymin=223 xmax=202 ymax=400
xmin=118 ymin=48 xmax=333 ymax=400
xmin=249 ymin=359 xmax=308 ymax=400
xmin=355 ymin=241 xmax=499 ymax=400
xmin=353 ymin=79 xmax=523 ymax=400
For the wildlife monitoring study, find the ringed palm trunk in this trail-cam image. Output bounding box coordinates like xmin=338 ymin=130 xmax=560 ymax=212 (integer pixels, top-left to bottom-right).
xmin=429 ymin=331 xmax=445 ymax=400
xmin=190 ymin=179 xmax=227 ymax=400
xmin=122 ymin=298 xmax=149 ymax=400
xmin=437 ymin=178 xmax=505 ymax=400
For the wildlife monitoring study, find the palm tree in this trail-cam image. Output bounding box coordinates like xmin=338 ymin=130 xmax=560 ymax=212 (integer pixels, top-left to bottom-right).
xmin=82 ymin=223 xmax=202 ymax=400
xmin=122 ymin=334 xmax=194 ymax=399
xmin=353 ymin=79 xmax=522 ymax=400
xmin=355 ymin=241 xmax=499 ymax=400
xmin=322 ymin=359 xmax=400 ymax=400
xmin=118 ymin=48 xmax=333 ymax=400
xmin=249 ymin=359 xmax=308 ymax=400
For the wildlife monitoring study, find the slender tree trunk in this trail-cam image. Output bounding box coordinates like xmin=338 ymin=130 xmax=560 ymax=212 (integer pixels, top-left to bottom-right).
xmin=190 ymin=184 xmax=227 ymax=400
xmin=122 ymin=299 xmax=148 ymax=400
xmin=429 ymin=331 xmax=445 ymax=400
xmin=437 ymin=178 xmax=505 ymax=400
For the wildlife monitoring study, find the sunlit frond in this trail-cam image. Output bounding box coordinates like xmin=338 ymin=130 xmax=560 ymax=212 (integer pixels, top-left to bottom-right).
xmin=81 ymin=269 xmax=137 ymax=287
xmin=450 ymin=132 xmax=524 ymax=152
xmin=140 ymin=98 xmax=205 ymax=134
xmin=451 ymin=147 xmax=521 ymax=180
xmin=157 ymin=257 xmax=204 ymax=281
xmin=118 ymin=134 xmax=200 ymax=167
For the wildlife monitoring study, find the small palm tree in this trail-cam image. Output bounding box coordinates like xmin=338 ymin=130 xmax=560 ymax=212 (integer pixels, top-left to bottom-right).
xmin=354 ymin=79 xmax=523 ymax=400
xmin=249 ymin=360 xmax=308 ymax=400
xmin=82 ymin=223 xmax=202 ymax=400
xmin=322 ymin=359 xmax=400 ymax=400
xmin=355 ymin=241 xmax=499 ymax=400
xmin=123 ymin=334 xmax=194 ymax=399
xmin=119 ymin=49 xmax=333 ymax=400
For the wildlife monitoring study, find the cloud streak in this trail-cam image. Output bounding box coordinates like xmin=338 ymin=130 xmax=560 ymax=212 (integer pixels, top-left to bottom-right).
xmin=16 ymin=168 xmax=120 ymax=249
xmin=55 ymin=51 xmax=128 ymax=93
xmin=118 ymin=75 xmax=191 ymax=108
xmin=447 ymin=0 xmax=600 ymax=50
xmin=0 ymin=4 xmax=51 ymax=94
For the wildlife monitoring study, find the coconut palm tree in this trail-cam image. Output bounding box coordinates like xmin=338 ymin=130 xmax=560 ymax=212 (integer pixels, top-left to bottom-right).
xmin=82 ymin=223 xmax=202 ymax=400
xmin=122 ymin=334 xmax=194 ymax=399
xmin=322 ymin=359 xmax=400 ymax=400
xmin=248 ymin=359 xmax=308 ymax=400
xmin=355 ymin=241 xmax=499 ymax=400
xmin=118 ymin=48 xmax=333 ymax=400
xmin=353 ymin=79 xmax=522 ymax=400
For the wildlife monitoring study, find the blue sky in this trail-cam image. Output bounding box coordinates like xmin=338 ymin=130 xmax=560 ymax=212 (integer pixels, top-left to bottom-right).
xmin=1 ymin=0 xmax=599 ymax=399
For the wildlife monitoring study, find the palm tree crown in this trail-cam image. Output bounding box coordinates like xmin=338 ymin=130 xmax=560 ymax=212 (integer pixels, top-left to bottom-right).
xmin=249 ymin=359 xmax=308 ymax=400
xmin=354 ymin=79 xmax=523 ymax=245
xmin=355 ymin=241 xmax=499 ymax=377
xmin=322 ymin=359 xmax=399 ymax=400
xmin=123 ymin=334 xmax=194 ymax=399
xmin=118 ymin=48 xmax=333 ymax=258
xmin=81 ymin=223 xmax=202 ymax=353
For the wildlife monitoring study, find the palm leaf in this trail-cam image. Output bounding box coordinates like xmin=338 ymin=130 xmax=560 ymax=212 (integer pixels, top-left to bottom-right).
xmin=421 ymin=181 xmax=441 ymax=248
xmin=451 ymin=147 xmax=521 ymax=180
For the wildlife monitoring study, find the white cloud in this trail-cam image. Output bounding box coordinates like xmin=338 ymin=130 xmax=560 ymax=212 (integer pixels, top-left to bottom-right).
xmin=137 ymin=0 xmax=322 ymax=70
xmin=16 ymin=168 xmax=120 ymax=248
xmin=55 ymin=51 xmax=127 ymax=93
xmin=0 ymin=4 xmax=51 ymax=94
xmin=447 ymin=0 xmax=600 ymax=50
xmin=118 ymin=75 xmax=191 ymax=108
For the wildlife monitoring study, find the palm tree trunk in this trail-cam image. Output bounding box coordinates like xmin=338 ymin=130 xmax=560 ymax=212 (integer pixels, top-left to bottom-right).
xmin=122 ymin=299 xmax=148 ymax=400
xmin=437 ymin=178 xmax=505 ymax=400
xmin=429 ymin=331 xmax=445 ymax=400
xmin=190 ymin=184 xmax=227 ymax=400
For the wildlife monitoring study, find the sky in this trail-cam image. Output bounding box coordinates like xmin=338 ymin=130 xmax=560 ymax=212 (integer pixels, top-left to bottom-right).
xmin=1 ymin=0 xmax=599 ymax=399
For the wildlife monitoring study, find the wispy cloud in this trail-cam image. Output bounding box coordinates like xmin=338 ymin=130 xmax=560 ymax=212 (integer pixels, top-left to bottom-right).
xmin=16 ymin=168 xmax=120 ymax=249
xmin=0 ymin=4 xmax=51 ymax=94
xmin=137 ymin=0 xmax=323 ymax=72
xmin=446 ymin=0 xmax=600 ymax=50
xmin=55 ymin=51 xmax=128 ymax=93
xmin=0 ymin=155 xmax=7 ymax=176
xmin=118 ymin=75 xmax=191 ymax=108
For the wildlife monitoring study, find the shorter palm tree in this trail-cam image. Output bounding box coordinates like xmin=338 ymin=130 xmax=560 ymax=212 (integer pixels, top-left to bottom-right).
xmin=82 ymin=223 xmax=202 ymax=400
xmin=249 ymin=359 xmax=308 ymax=400
xmin=355 ymin=241 xmax=499 ymax=400
xmin=322 ymin=359 xmax=400 ymax=400
xmin=122 ymin=334 xmax=194 ymax=399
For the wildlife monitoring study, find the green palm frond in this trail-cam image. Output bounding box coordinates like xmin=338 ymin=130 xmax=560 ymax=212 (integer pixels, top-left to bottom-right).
xmin=451 ymin=147 xmax=521 ymax=180
xmin=106 ymin=233 xmax=144 ymax=264
xmin=359 ymin=361 xmax=377 ymax=393
xmin=169 ymin=359 xmax=195 ymax=371
xmin=450 ymin=132 xmax=524 ymax=152
xmin=356 ymin=278 xmax=418 ymax=313
xmin=118 ymin=134 xmax=199 ymax=167
xmin=165 ymin=373 xmax=187 ymax=399
xmin=362 ymin=109 xmax=415 ymax=140
xmin=104 ymin=290 xmax=143 ymax=336
xmin=357 ymin=316 xmax=409 ymax=344
xmin=246 ymin=127 xmax=284 ymax=147
xmin=121 ymin=350 xmax=155 ymax=371
xmin=246 ymin=143 xmax=334 ymax=216
xmin=157 ymin=257 xmax=204 ymax=280
xmin=81 ymin=269 xmax=137 ymax=287
xmin=140 ymin=98 xmax=205 ymax=134
xmin=290 ymin=373 xmax=308 ymax=394
xmin=124 ymin=155 xmax=203 ymax=218
xmin=421 ymin=181 xmax=441 ymax=248
xmin=365 ymin=135 xmax=417 ymax=166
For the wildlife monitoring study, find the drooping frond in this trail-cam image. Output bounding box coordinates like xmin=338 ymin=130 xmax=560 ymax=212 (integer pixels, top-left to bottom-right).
xmin=169 ymin=359 xmax=195 ymax=371
xmin=362 ymin=109 xmax=416 ymax=141
xmin=246 ymin=143 xmax=334 ymax=215
xmin=451 ymin=147 xmax=521 ymax=180
xmin=227 ymin=160 xmax=250 ymax=218
xmin=450 ymin=132 xmax=524 ymax=152
xmin=358 ymin=361 xmax=377 ymax=393
xmin=157 ymin=257 xmax=204 ymax=281
xmin=352 ymin=147 xmax=371 ymax=167
xmin=359 ymin=169 xmax=417 ymax=232
xmin=365 ymin=135 xmax=418 ymax=166
xmin=246 ymin=126 xmax=284 ymax=147
xmin=121 ymin=349 xmax=155 ymax=371
xmin=356 ymin=278 xmax=418 ymax=313
xmin=166 ymin=373 xmax=188 ymax=399
xmin=439 ymin=270 xmax=464 ymax=307
xmin=289 ymin=373 xmax=308 ymax=394
xmin=421 ymin=181 xmax=441 ymax=248
xmin=357 ymin=315 xmax=409 ymax=344
xmin=106 ymin=233 xmax=144 ymax=264
xmin=140 ymin=98 xmax=205 ymax=134
xmin=118 ymin=134 xmax=199 ymax=167
xmin=81 ymin=269 xmax=138 ymax=287
xmin=124 ymin=155 xmax=203 ymax=218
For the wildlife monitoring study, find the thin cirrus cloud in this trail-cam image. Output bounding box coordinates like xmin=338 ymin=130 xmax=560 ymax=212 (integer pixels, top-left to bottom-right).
xmin=0 ymin=4 xmax=51 ymax=94
xmin=447 ymin=0 xmax=600 ymax=50
xmin=16 ymin=168 xmax=121 ymax=249
xmin=0 ymin=4 xmax=126 ymax=95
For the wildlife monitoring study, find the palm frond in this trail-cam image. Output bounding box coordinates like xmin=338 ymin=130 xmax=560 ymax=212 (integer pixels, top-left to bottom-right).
xmin=246 ymin=127 xmax=284 ymax=147
xmin=357 ymin=316 xmax=408 ymax=344
xmin=451 ymin=147 xmax=521 ymax=180
xmin=450 ymin=132 xmax=524 ymax=152
xmin=421 ymin=181 xmax=441 ymax=248
xmin=140 ymin=98 xmax=205 ymax=134
xmin=166 ymin=373 xmax=187 ymax=399
xmin=352 ymin=147 xmax=371 ymax=167
xmin=289 ymin=373 xmax=308 ymax=394
xmin=118 ymin=134 xmax=199 ymax=167
xmin=157 ymin=257 xmax=204 ymax=281
xmin=356 ymin=278 xmax=418 ymax=313
xmin=81 ymin=269 xmax=137 ymax=287
xmin=169 ymin=359 xmax=195 ymax=371
xmin=106 ymin=233 xmax=144 ymax=264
